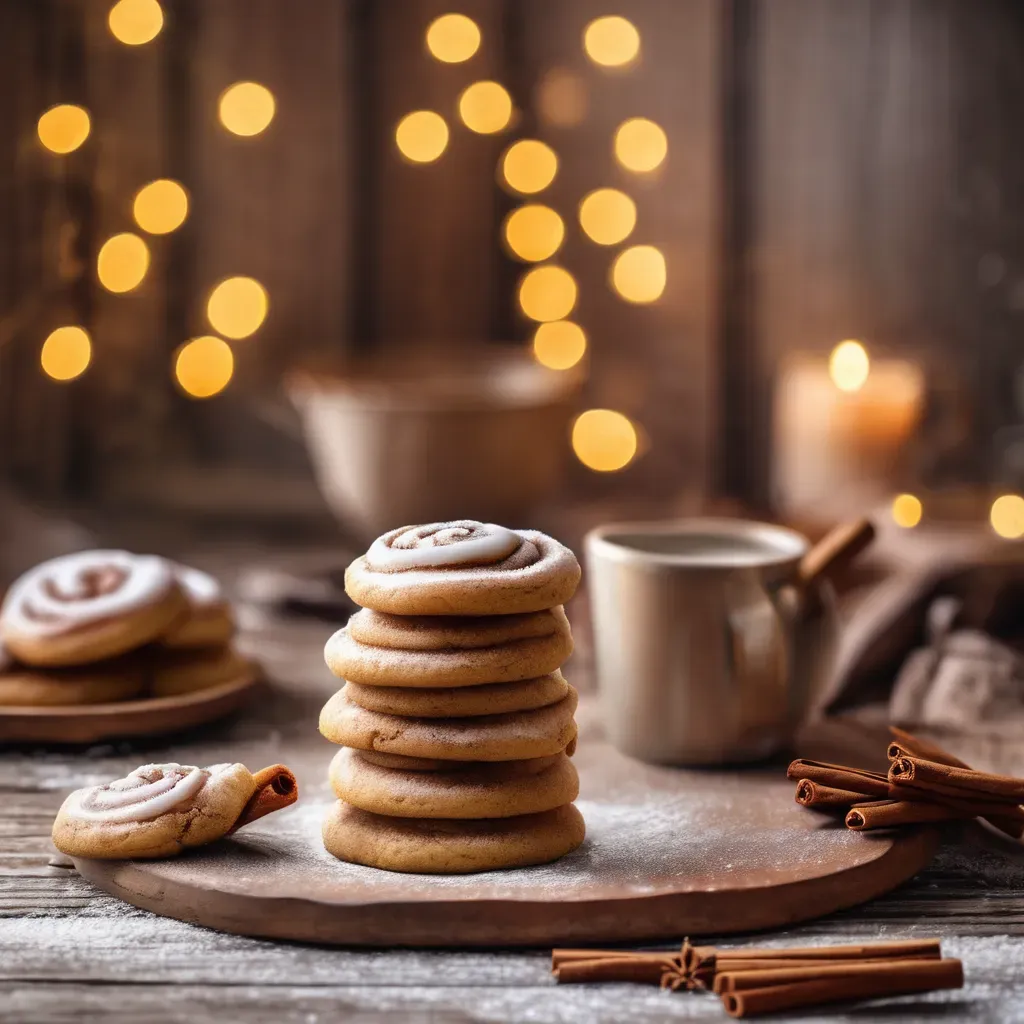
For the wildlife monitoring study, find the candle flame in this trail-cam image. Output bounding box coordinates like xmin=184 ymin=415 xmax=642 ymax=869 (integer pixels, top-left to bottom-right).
xmin=829 ymin=340 xmax=870 ymax=392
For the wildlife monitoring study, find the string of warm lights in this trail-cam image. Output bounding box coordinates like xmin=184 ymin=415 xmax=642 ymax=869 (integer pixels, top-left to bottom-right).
xmin=35 ymin=0 xmax=273 ymax=399
xmin=401 ymin=11 xmax=671 ymax=474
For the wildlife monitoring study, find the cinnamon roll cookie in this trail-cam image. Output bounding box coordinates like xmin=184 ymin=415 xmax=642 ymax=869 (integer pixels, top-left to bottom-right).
xmin=0 ymin=653 xmax=146 ymax=706
xmin=161 ymin=564 xmax=235 ymax=650
xmin=325 ymin=607 xmax=572 ymax=687
xmin=52 ymin=762 xmax=298 ymax=859
xmin=329 ymin=747 xmax=579 ymax=819
xmin=1 ymin=551 xmax=187 ymax=667
xmin=318 ymin=685 xmax=578 ymax=761
xmin=322 ymin=801 xmax=586 ymax=874
xmin=344 ymin=521 xmax=581 ymax=616
xmin=150 ymin=646 xmax=257 ymax=697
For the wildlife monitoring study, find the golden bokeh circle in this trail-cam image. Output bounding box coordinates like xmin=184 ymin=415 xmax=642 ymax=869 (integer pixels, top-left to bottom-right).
xmin=579 ymin=188 xmax=636 ymax=245
xmin=503 ymin=205 xmax=565 ymax=263
xmin=891 ymin=493 xmax=923 ymax=529
xmin=532 ymin=321 xmax=586 ymax=371
xmin=611 ymin=244 xmax=666 ymax=303
xmin=395 ymin=111 xmax=449 ymax=163
xmin=132 ymin=179 xmax=189 ymax=235
xmin=990 ymin=494 xmax=1024 ymax=540
xmin=500 ymin=140 xmax=558 ymax=195
xmin=458 ymin=81 xmax=512 ymax=134
xmin=829 ymin=340 xmax=870 ymax=392
xmin=572 ymin=409 xmax=638 ymax=472
xmin=426 ymin=14 xmax=481 ymax=63
xmin=518 ymin=265 xmax=577 ymax=322
xmin=40 ymin=326 xmax=91 ymax=382
xmin=583 ymin=16 xmax=640 ymax=68
xmin=206 ymin=276 xmax=268 ymax=339
xmin=174 ymin=336 xmax=234 ymax=399
xmin=218 ymin=82 xmax=276 ymax=137
xmin=37 ymin=105 xmax=91 ymax=154
xmin=108 ymin=0 xmax=164 ymax=45
xmin=97 ymin=233 xmax=150 ymax=293
xmin=613 ymin=117 xmax=667 ymax=173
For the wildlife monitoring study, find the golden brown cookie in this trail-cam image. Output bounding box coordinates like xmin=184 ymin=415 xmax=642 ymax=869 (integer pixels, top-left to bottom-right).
xmin=51 ymin=762 xmax=256 ymax=859
xmin=161 ymin=564 xmax=235 ymax=649
xmin=343 ymin=672 xmax=569 ymax=718
xmin=325 ymin=609 xmax=572 ymax=688
xmin=322 ymin=800 xmax=586 ymax=873
xmin=328 ymin=747 xmax=579 ymax=819
xmin=344 ymin=522 xmax=581 ymax=616
xmin=357 ymin=750 xmax=566 ymax=772
xmin=0 ymin=656 xmax=146 ymax=706
xmin=318 ymin=685 xmax=578 ymax=761
xmin=1 ymin=551 xmax=188 ymax=667
xmin=150 ymin=646 xmax=256 ymax=697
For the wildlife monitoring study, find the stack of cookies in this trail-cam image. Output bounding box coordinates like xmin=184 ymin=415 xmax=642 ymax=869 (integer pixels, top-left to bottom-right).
xmin=319 ymin=521 xmax=585 ymax=874
xmin=0 ymin=550 xmax=252 ymax=707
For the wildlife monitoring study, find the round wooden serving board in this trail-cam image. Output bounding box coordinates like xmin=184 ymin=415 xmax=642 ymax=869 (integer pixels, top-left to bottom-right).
xmin=74 ymin=738 xmax=939 ymax=946
xmin=0 ymin=673 xmax=261 ymax=744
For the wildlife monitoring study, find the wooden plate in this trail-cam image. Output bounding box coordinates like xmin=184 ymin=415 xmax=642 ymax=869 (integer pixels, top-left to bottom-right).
xmin=0 ymin=673 xmax=261 ymax=744
xmin=73 ymin=738 xmax=939 ymax=946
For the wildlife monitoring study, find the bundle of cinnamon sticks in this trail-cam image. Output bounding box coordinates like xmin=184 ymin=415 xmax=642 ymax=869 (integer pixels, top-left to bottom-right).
xmin=789 ymin=727 xmax=1024 ymax=836
xmin=552 ymin=938 xmax=962 ymax=1017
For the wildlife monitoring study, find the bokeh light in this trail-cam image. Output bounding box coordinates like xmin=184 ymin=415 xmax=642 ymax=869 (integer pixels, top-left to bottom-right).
xmin=990 ymin=494 xmax=1024 ymax=539
xmin=218 ymin=82 xmax=275 ymax=137
xmin=206 ymin=276 xmax=268 ymax=339
xmin=614 ymin=117 xmax=667 ymax=173
xmin=503 ymin=205 xmax=564 ymax=263
xmin=395 ymin=111 xmax=449 ymax=163
xmin=40 ymin=326 xmax=91 ymax=382
xmin=37 ymin=105 xmax=90 ymax=154
xmin=518 ymin=265 xmax=577 ymax=322
xmin=458 ymin=81 xmax=512 ymax=134
xmin=174 ymin=336 xmax=234 ymax=398
xmin=891 ymin=493 xmax=923 ymax=529
xmin=611 ymin=244 xmax=666 ymax=303
xmin=829 ymin=340 xmax=870 ymax=392
xmin=583 ymin=16 xmax=640 ymax=68
xmin=572 ymin=409 xmax=638 ymax=472
xmin=579 ymin=188 xmax=636 ymax=245
xmin=500 ymin=140 xmax=558 ymax=195
xmin=532 ymin=321 xmax=586 ymax=371
xmin=132 ymin=179 xmax=188 ymax=234
xmin=536 ymin=68 xmax=587 ymax=128
xmin=97 ymin=233 xmax=149 ymax=293
xmin=426 ymin=13 xmax=480 ymax=63
xmin=108 ymin=0 xmax=164 ymax=45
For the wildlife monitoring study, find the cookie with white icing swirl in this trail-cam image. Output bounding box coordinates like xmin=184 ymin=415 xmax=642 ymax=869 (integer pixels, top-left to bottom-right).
xmin=51 ymin=762 xmax=256 ymax=859
xmin=344 ymin=521 xmax=581 ymax=616
xmin=160 ymin=564 xmax=235 ymax=650
xmin=1 ymin=551 xmax=188 ymax=667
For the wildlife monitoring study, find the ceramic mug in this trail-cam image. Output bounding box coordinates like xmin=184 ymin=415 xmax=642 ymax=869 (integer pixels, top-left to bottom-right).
xmin=585 ymin=518 xmax=837 ymax=765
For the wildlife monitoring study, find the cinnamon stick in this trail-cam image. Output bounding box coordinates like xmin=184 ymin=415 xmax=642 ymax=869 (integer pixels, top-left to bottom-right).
xmin=845 ymin=799 xmax=964 ymax=831
xmin=720 ymin=958 xmax=963 ymax=1018
xmin=229 ymin=764 xmax=298 ymax=833
xmin=786 ymin=759 xmax=889 ymax=798
xmin=890 ymin=757 xmax=1024 ymax=803
xmin=551 ymin=949 xmax=679 ymax=969
xmin=716 ymin=957 xmax=958 ymax=993
xmin=794 ymin=780 xmax=870 ymax=808
xmin=554 ymin=957 xmax=676 ymax=985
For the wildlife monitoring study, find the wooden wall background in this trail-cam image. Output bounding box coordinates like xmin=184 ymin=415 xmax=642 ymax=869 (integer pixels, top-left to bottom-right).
xmin=1 ymin=0 xmax=1023 ymax=514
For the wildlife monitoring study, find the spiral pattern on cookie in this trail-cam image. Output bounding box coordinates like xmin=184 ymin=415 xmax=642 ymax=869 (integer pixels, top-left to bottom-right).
xmin=66 ymin=762 xmax=230 ymax=823
xmin=366 ymin=522 xmax=524 ymax=571
xmin=1 ymin=550 xmax=176 ymax=638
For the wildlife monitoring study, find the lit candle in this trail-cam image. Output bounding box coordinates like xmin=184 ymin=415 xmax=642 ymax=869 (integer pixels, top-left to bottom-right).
xmin=773 ymin=342 xmax=925 ymax=519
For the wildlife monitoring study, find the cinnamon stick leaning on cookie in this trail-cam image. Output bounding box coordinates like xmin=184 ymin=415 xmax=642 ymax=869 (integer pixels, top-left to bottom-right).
xmin=51 ymin=762 xmax=298 ymax=859
xmin=320 ymin=521 xmax=585 ymax=874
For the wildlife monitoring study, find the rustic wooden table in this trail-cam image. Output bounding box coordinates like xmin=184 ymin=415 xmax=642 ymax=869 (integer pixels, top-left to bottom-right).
xmin=3 ymin=542 xmax=1024 ymax=1023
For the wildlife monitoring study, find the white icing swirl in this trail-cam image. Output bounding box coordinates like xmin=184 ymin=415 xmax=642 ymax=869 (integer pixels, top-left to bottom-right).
xmin=171 ymin=563 xmax=222 ymax=607
xmin=366 ymin=522 xmax=520 ymax=571
xmin=1 ymin=550 xmax=175 ymax=638
xmin=68 ymin=763 xmax=214 ymax=823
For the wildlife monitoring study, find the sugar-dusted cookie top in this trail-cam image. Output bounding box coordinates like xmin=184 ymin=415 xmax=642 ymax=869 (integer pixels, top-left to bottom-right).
xmin=344 ymin=521 xmax=581 ymax=616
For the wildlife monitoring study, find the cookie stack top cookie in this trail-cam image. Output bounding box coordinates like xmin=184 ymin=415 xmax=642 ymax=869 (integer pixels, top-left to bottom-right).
xmin=319 ymin=520 xmax=585 ymax=874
